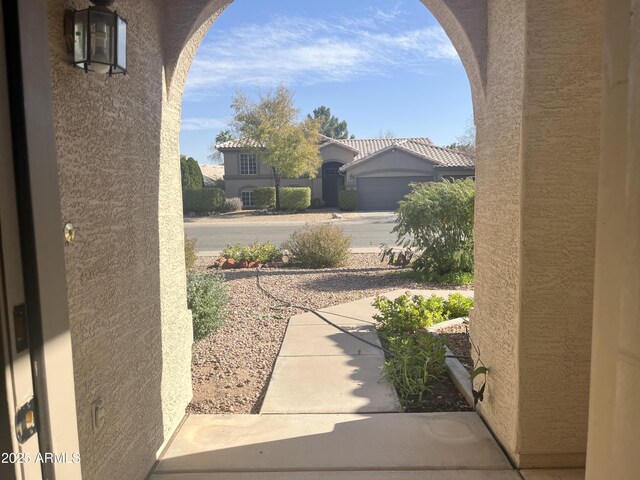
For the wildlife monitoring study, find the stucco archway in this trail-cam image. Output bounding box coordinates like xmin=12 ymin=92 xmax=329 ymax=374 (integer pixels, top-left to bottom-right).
xmin=159 ymin=0 xmax=606 ymax=470
xmin=156 ymin=0 xmax=602 ymax=470
xmin=39 ymin=0 xmax=611 ymax=477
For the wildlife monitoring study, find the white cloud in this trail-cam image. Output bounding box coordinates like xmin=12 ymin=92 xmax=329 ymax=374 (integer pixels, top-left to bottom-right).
xmin=185 ymin=9 xmax=459 ymax=97
xmin=180 ymin=117 xmax=227 ymax=131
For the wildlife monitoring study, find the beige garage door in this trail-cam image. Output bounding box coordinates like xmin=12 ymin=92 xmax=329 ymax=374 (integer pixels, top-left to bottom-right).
xmin=356 ymin=176 xmax=433 ymax=211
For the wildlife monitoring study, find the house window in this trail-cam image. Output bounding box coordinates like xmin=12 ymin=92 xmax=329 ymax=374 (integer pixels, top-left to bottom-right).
xmin=240 ymin=154 xmax=257 ymax=175
xmin=323 ymin=167 xmax=339 ymax=175
xmin=241 ymin=190 xmax=254 ymax=208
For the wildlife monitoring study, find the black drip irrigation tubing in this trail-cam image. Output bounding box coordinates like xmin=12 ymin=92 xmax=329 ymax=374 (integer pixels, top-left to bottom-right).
xmin=255 ymin=268 xmax=474 ymax=362
xmin=255 ymin=269 xmax=394 ymax=356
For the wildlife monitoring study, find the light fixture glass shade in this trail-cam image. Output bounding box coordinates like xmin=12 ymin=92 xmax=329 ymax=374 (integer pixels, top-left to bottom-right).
xmin=67 ymin=6 xmax=126 ymax=75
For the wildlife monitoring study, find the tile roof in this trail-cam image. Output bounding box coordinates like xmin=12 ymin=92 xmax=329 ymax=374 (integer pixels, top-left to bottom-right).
xmin=216 ymin=138 xmax=263 ymax=149
xmin=339 ymin=138 xmax=475 ymax=170
xmin=217 ymin=136 xmax=474 ymax=169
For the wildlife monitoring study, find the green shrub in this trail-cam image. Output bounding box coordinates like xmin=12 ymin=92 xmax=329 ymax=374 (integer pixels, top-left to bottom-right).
xmin=394 ymin=179 xmax=474 ymax=278
xmin=381 ymin=331 xmax=446 ymax=402
xmin=180 ymin=155 xmax=203 ymax=190
xmin=443 ymin=293 xmax=474 ymax=318
xmin=282 ymin=224 xmax=351 ymax=268
xmin=222 ymin=241 xmax=282 ymax=263
xmin=280 ymin=187 xmax=311 ymax=211
xmin=373 ymin=293 xmax=446 ymax=335
xmin=183 ymin=187 xmax=225 ymax=213
xmin=223 ymin=197 xmax=243 ymax=212
xmin=253 ymin=187 xmax=276 ymax=210
xmin=186 ymin=272 xmax=228 ymax=341
xmin=184 ymin=236 xmax=197 ymax=270
xmin=338 ymin=189 xmax=357 ymax=211
xmin=310 ymin=198 xmax=326 ymax=209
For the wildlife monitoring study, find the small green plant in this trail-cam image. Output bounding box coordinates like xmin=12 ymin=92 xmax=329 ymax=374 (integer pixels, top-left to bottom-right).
xmin=186 ymin=272 xmax=228 ymax=341
xmin=282 ymin=224 xmax=351 ymax=268
xmin=280 ymin=187 xmax=311 ymax=211
xmin=222 ymin=197 xmax=243 ymax=212
xmin=184 ymin=236 xmax=197 ymax=270
xmin=468 ymin=333 xmax=488 ymax=409
xmin=338 ymin=189 xmax=357 ymax=211
xmin=373 ymin=293 xmax=446 ymax=335
xmin=443 ymin=293 xmax=474 ymax=318
xmin=253 ymin=187 xmax=276 ymax=210
xmin=381 ymin=331 xmax=446 ymax=402
xmin=222 ymin=241 xmax=282 ymax=264
xmin=373 ymin=293 xmax=474 ymax=335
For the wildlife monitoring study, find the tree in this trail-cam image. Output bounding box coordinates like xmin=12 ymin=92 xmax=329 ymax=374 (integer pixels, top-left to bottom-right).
xmin=215 ymin=130 xmax=233 ymax=144
xmin=307 ymin=106 xmax=350 ymax=139
xmin=377 ymin=129 xmax=396 ymax=139
xmin=208 ymin=130 xmax=234 ymax=164
xmin=230 ymin=86 xmax=322 ymax=210
xmin=180 ymin=155 xmax=204 ymax=190
xmin=445 ymin=119 xmax=476 ymax=155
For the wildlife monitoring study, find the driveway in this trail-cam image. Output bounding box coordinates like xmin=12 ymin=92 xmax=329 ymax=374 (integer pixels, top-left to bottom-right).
xmin=184 ymin=212 xmax=399 ymax=255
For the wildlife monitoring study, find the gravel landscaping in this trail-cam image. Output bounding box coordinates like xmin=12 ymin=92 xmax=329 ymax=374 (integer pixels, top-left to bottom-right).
xmin=188 ymin=254 xmax=472 ymax=415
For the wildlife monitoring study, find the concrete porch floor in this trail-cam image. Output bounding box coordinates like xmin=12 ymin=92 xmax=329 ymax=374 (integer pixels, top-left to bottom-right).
xmin=150 ymin=291 xmax=584 ymax=479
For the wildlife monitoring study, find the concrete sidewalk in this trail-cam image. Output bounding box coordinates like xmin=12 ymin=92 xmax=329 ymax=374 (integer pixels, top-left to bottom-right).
xmin=260 ymin=289 xmax=471 ymax=415
xmin=151 ymin=289 xmax=586 ymax=479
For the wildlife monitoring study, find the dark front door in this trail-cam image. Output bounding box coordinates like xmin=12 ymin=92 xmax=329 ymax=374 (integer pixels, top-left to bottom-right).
xmin=322 ymin=162 xmax=344 ymax=207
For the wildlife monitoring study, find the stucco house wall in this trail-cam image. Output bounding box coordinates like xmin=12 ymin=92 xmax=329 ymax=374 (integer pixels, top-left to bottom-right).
xmin=46 ymin=1 xmax=192 ymax=479
xmin=344 ymin=150 xmax=439 ymax=180
xmin=319 ymin=143 xmax=356 ymax=164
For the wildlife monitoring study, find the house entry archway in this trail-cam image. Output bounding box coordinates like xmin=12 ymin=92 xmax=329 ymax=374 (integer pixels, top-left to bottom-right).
xmin=322 ymin=161 xmax=345 ymax=208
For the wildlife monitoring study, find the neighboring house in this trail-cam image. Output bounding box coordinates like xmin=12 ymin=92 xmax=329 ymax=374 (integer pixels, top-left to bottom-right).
xmin=216 ymin=136 xmax=475 ymax=210
xmin=199 ymin=164 xmax=224 ymax=187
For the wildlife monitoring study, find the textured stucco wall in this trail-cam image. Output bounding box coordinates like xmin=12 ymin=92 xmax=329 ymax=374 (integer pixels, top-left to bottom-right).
xmin=516 ymin=0 xmax=601 ymax=467
xmin=346 ymin=150 xmax=437 ymax=178
xmin=471 ymin=0 xmax=601 ymax=467
xmin=320 ymin=144 xmax=356 ymax=164
xmin=470 ymin=0 xmax=525 ymax=458
xmin=47 ymin=1 xmax=192 ymax=479
xmin=587 ymin=1 xmax=640 ymax=478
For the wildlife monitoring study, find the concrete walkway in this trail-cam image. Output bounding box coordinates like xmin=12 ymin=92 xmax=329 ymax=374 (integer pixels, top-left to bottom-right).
xmin=151 ymin=289 xmax=581 ymax=479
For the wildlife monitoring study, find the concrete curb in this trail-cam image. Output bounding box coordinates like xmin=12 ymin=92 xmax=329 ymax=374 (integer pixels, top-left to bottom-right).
xmin=444 ymin=346 xmax=474 ymax=408
xmin=428 ymin=317 xmax=474 ymax=408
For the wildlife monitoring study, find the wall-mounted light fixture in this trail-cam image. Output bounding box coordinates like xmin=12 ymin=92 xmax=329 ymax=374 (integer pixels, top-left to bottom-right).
xmin=64 ymin=1 xmax=127 ymax=75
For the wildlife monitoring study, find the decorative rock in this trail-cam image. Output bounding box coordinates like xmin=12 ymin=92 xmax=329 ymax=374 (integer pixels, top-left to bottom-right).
xmin=222 ymin=258 xmax=237 ymax=269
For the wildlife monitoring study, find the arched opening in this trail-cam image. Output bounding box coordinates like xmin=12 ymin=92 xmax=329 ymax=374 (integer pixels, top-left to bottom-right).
xmin=174 ymin=0 xmax=482 ymax=436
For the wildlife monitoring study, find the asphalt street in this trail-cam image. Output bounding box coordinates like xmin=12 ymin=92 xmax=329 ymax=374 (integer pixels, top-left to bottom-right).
xmin=184 ymin=213 xmax=399 ymax=255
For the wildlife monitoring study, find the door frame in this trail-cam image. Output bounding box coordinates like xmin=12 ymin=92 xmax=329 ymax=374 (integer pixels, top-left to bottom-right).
xmin=1 ymin=0 xmax=81 ymax=478
xmin=321 ymin=161 xmax=345 ymax=208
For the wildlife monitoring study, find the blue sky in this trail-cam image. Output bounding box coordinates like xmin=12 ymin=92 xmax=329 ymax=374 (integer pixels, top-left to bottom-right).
xmin=179 ymin=0 xmax=473 ymax=164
